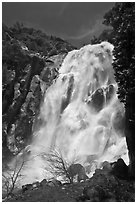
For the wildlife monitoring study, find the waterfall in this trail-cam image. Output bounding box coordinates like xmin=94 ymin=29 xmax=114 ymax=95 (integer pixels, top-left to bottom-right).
xmin=11 ymin=42 xmax=129 ymax=185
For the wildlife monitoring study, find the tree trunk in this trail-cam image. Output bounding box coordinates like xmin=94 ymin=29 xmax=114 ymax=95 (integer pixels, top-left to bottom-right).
xmin=125 ymin=92 xmax=135 ymax=179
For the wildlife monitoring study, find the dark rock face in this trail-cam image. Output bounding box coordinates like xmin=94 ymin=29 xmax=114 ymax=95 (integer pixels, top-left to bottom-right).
xmin=2 ymin=23 xmax=71 ymax=161
xmin=87 ymin=84 xmax=115 ymax=112
xmin=88 ymin=88 xmax=105 ymax=112
xmin=106 ymin=84 xmax=115 ymax=104
xmin=60 ymin=75 xmax=74 ymax=113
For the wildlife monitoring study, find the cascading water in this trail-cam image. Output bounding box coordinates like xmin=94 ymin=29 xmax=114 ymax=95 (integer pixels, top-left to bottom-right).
xmin=9 ymin=42 xmax=129 ymax=185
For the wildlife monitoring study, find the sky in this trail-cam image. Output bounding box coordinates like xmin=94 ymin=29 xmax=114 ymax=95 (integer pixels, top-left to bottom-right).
xmin=2 ymin=2 xmax=114 ymax=48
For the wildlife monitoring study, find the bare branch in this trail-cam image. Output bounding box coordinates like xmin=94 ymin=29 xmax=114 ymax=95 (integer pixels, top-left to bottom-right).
xmin=2 ymin=151 xmax=28 ymax=198
xmin=44 ymin=149 xmax=75 ymax=183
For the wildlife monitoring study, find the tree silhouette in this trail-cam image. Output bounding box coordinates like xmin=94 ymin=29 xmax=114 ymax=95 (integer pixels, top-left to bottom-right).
xmin=103 ymin=2 xmax=135 ymax=178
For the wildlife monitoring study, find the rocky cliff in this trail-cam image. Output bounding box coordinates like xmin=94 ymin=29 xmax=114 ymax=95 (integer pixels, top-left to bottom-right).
xmin=2 ymin=23 xmax=75 ymax=162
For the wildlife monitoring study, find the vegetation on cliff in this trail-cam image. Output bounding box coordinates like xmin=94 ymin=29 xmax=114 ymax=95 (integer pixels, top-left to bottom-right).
xmin=2 ymin=23 xmax=75 ymax=161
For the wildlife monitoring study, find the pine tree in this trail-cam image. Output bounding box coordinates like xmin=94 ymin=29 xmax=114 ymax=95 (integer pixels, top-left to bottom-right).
xmin=103 ymin=2 xmax=135 ymax=178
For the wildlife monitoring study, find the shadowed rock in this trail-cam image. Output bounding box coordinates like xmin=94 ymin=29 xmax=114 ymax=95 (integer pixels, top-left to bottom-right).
xmin=111 ymin=158 xmax=128 ymax=180
xmin=48 ymin=179 xmax=62 ymax=187
xmin=22 ymin=184 xmax=33 ymax=192
xmin=60 ymin=75 xmax=74 ymax=113
xmin=67 ymin=163 xmax=88 ymax=183
xmin=88 ymin=88 xmax=105 ymax=112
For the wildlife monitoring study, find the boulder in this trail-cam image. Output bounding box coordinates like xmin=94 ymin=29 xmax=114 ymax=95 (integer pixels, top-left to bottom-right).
xmin=22 ymin=184 xmax=33 ymax=192
xmin=48 ymin=179 xmax=62 ymax=187
xmin=32 ymin=181 xmax=40 ymax=189
xmin=111 ymin=158 xmax=128 ymax=180
xmin=67 ymin=163 xmax=88 ymax=183
xmin=40 ymin=179 xmax=47 ymax=187
xmin=78 ymin=174 xmax=89 ymax=182
xmin=102 ymin=161 xmax=112 ymax=172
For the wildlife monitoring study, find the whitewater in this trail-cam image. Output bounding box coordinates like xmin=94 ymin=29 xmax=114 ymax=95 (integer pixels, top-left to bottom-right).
xmin=8 ymin=42 xmax=129 ymax=185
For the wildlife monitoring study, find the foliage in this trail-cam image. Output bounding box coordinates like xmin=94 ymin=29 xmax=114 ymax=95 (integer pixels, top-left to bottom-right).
xmin=3 ymin=22 xmax=75 ymax=57
xmin=103 ymin=2 xmax=135 ymax=177
xmin=2 ymin=23 xmax=74 ymax=159
xmin=91 ymin=2 xmax=135 ymax=177
xmin=103 ymin=2 xmax=135 ymax=105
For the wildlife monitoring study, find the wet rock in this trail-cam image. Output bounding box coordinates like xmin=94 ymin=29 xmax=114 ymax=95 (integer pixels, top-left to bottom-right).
xmin=60 ymin=75 xmax=74 ymax=113
xmin=112 ymin=107 xmax=125 ymax=135
xmin=88 ymin=88 xmax=105 ymax=112
xmin=106 ymin=84 xmax=115 ymax=104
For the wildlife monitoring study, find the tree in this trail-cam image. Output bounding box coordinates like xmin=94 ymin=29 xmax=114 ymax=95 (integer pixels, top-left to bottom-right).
xmin=45 ymin=149 xmax=82 ymax=183
xmin=2 ymin=150 xmax=27 ymax=199
xmin=103 ymin=2 xmax=135 ymax=178
xmin=45 ymin=150 xmax=72 ymax=183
